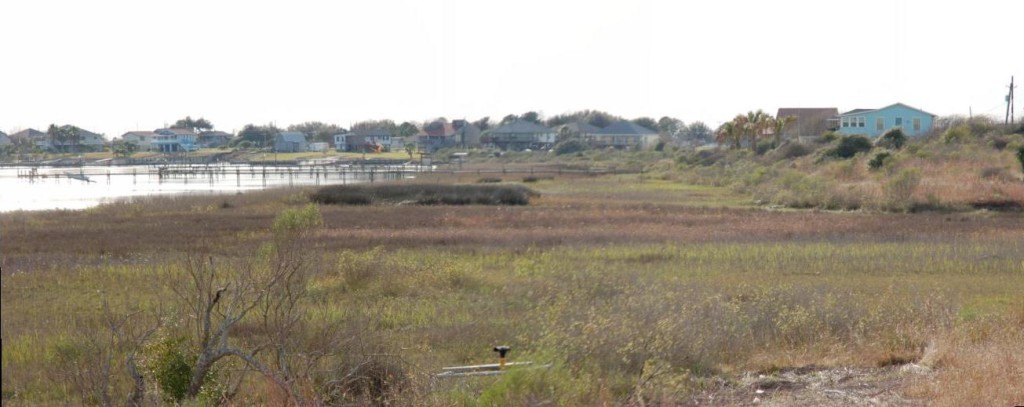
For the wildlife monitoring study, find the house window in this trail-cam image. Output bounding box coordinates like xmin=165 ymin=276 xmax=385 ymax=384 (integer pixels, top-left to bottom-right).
xmin=912 ymin=117 xmax=921 ymax=131
xmin=876 ymin=117 xmax=884 ymax=131
xmin=841 ymin=117 xmax=849 ymax=127
xmin=858 ymin=117 xmax=866 ymax=128
xmin=895 ymin=117 xmax=903 ymax=127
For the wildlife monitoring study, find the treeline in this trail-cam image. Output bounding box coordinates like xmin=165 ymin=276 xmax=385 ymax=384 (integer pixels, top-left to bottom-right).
xmin=228 ymin=110 xmax=714 ymax=147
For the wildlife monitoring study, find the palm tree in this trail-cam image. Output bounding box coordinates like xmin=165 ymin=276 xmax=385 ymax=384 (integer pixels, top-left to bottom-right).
xmin=716 ymin=121 xmax=740 ymax=149
xmin=772 ymin=115 xmax=797 ymax=145
xmin=742 ymin=110 xmax=771 ymax=151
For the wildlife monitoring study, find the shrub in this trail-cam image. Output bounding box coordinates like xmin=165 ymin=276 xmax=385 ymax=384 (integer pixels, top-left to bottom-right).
xmin=145 ymin=336 xmax=194 ymax=402
xmin=477 ymin=177 xmax=502 ymax=183
xmin=553 ymin=139 xmax=588 ymax=155
xmin=1017 ymin=146 xmax=1024 ymax=173
xmin=868 ymin=152 xmax=891 ymax=170
xmin=769 ymin=142 xmax=813 ymax=160
xmin=311 ymin=184 xmax=538 ymax=206
xmin=754 ymin=139 xmax=776 ymax=155
xmin=654 ymin=140 xmax=666 ymax=152
xmin=820 ymin=131 xmax=840 ymax=143
xmin=876 ymin=128 xmax=907 ymax=149
xmin=826 ymin=135 xmax=872 ymax=159
xmin=988 ymin=135 xmax=1009 ymax=150
xmin=943 ymin=125 xmax=971 ymax=143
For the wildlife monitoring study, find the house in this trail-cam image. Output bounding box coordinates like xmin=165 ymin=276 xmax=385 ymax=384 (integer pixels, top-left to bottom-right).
xmin=417 ymin=122 xmax=454 ymax=153
xmin=591 ymin=121 xmax=659 ymax=149
xmin=416 ymin=120 xmax=483 ymax=153
xmin=775 ymin=108 xmax=840 ymax=142
xmin=836 ymin=103 xmax=936 ymax=138
xmin=451 ymin=120 xmax=482 ymax=148
xmin=486 ymin=120 xmax=557 ymax=151
xmin=198 ymin=131 xmax=232 ymax=148
xmin=334 ymin=132 xmax=365 ymax=152
xmin=274 ymin=132 xmax=308 ymax=152
xmin=121 ymin=131 xmax=158 ymax=151
xmin=153 ymin=128 xmax=198 ymax=152
xmin=333 ymin=128 xmax=398 ymax=152
xmin=32 ymin=125 xmax=106 ymax=152
xmin=9 ymin=128 xmax=47 ymax=151
xmin=0 ymin=131 xmax=10 ymax=147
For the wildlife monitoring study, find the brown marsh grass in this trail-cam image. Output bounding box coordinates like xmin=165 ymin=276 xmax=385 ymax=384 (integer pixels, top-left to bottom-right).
xmin=1 ymin=175 xmax=1022 ymax=405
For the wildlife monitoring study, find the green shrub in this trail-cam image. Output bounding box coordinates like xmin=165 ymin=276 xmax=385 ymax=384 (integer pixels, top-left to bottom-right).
xmin=754 ymin=139 xmax=776 ymax=155
xmin=875 ymin=128 xmax=907 ymax=149
xmin=826 ymin=135 xmax=872 ymax=159
xmin=654 ymin=140 xmax=666 ymax=152
xmin=868 ymin=152 xmax=891 ymax=170
xmin=311 ymin=184 xmax=538 ymax=206
xmin=553 ymin=139 xmax=588 ymax=155
xmin=477 ymin=177 xmax=502 ymax=183
xmin=1017 ymin=146 xmax=1024 ymax=173
xmin=146 ymin=336 xmax=194 ymax=402
xmin=943 ymin=125 xmax=971 ymax=143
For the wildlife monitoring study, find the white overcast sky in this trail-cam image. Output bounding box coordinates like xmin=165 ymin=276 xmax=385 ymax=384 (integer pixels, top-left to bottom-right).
xmin=1 ymin=0 xmax=1021 ymax=137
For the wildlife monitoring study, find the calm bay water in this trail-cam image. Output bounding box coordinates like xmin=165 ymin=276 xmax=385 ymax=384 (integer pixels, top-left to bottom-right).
xmin=0 ymin=164 xmax=414 ymax=212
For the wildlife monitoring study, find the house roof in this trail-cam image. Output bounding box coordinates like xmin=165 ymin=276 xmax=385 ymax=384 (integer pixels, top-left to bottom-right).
xmin=839 ymin=103 xmax=935 ymax=117
xmin=353 ymin=128 xmax=393 ymax=137
xmin=776 ymin=108 xmax=839 ymax=120
xmin=60 ymin=125 xmax=102 ymax=139
xmin=156 ymin=128 xmax=197 ymax=136
xmin=277 ymin=132 xmax=308 ymax=143
xmin=9 ymin=128 xmax=46 ymax=139
xmin=488 ymin=120 xmax=553 ymax=134
xmin=122 ymin=131 xmax=157 ymax=138
xmin=598 ymin=120 xmax=656 ymax=135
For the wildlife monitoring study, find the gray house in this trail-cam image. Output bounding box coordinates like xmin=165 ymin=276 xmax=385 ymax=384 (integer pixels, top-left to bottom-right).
xmin=591 ymin=121 xmax=658 ymax=149
xmin=776 ymin=108 xmax=840 ymax=142
xmin=274 ymin=132 xmax=309 ymax=152
xmin=486 ymin=120 xmax=557 ymax=151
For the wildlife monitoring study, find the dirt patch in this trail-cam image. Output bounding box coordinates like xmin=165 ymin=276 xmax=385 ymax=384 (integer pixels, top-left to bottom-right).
xmin=685 ymin=364 xmax=934 ymax=406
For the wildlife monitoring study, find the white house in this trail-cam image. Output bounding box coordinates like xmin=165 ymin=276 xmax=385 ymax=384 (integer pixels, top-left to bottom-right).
xmin=121 ymin=131 xmax=159 ymax=151
xmin=153 ymin=128 xmax=198 ymax=152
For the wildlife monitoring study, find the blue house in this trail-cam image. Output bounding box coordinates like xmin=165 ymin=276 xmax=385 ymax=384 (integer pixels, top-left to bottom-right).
xmin=836 ymin=103 xmax=936 ymax=138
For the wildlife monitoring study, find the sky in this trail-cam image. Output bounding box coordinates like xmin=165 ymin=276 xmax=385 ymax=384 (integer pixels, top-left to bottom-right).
xmin=1 ymin=0 xmax=1021 ymax=138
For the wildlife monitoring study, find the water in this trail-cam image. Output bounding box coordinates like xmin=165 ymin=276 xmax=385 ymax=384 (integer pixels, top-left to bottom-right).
xmin=0 ymin=164 xmax=418 ymax=212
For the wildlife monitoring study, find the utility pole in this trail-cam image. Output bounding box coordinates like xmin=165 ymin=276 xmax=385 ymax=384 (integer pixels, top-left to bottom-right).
xmin=1007 ymin=76 xmax=1016 ymax=126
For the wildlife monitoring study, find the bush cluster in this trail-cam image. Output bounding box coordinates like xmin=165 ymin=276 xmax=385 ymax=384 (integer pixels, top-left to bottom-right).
xmin=825 ymin=135 xmax=873 ymax=159
xmin=310 ymin=183 xmax=539 ymax=206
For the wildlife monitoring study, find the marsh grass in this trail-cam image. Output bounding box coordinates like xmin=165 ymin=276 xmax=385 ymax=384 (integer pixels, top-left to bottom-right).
xmin=1 ymin=175 xmax=1022 ymax=405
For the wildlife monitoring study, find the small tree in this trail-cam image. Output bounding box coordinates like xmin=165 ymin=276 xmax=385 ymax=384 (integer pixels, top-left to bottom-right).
xmin=876 ymin=128 xmax=907 ymax=149
xmin=166 ymin=205 xmax=324 ymax=404
xmin=112 ymin=141 xmax=138 ymax=158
